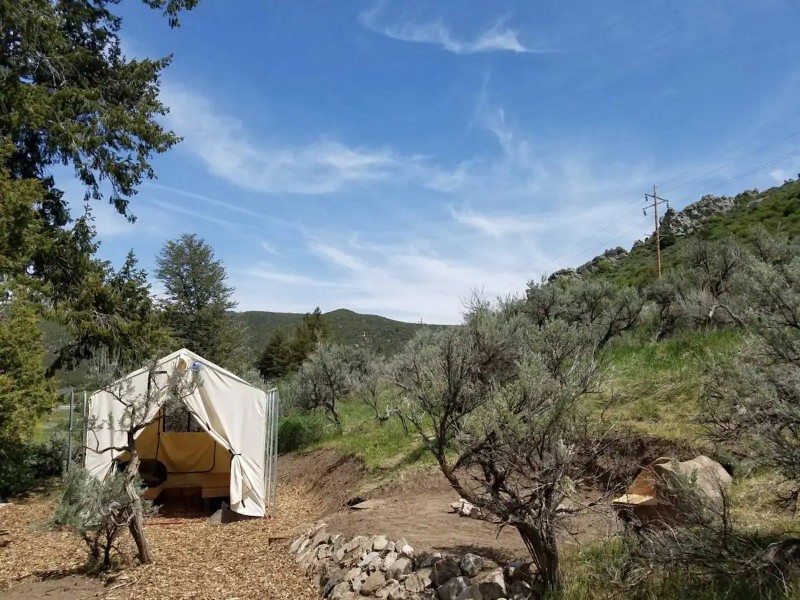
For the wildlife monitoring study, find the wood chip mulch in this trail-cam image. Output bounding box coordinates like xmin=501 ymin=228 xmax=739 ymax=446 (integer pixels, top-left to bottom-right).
xmin=0 ymin=486 xmax=320 ymax=599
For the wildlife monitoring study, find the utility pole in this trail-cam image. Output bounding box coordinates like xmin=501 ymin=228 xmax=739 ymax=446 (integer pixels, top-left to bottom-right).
xmin=643 ymin=185 xmax=670 ymax=279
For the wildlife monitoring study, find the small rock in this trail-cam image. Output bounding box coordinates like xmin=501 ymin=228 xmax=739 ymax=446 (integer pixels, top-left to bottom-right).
xmin=361 ymin=551 xmax=382 ymax=568
xmin=373 ymin=535 xmax=390 ymax=552
xmin=383 ymin=551 xmax=399 ymax=571
xmin=437 ymin=576 xmax=469 ymax=600
xmin=396 ymin=537 xmax=414 ymax=557
xmin=417 ymin=552 xmax=442 ymax=569
xmin=432 ymin=557 xmax=461 ymax=586
xmin=368 ymin=555 xmax=384 ymax=572
xmin=386 ymin=541 xmax=396 ymax=553
xmin=329 ymin=582 xmax=353 ymax=600
xmin=508 ymin=580 xmax=533 ymax=600
xmin=317 ymin=544 xmax=333 ymax=560
xmin=345 ymin=567 xmax=362 ymax=582
xmin=454 ymin=585 xmax=483 ymax=600
xmin=310 ymin=527 xmax=331 ymax=550
xmin=376 ymin=581 xmax=407 ymax=600
xmin=404 ymin=568 xmax=432 ymax=593
xmin=352 ymin=572 xmax=368 ymax=594
xmin=450 ymin=500 xmax=463 ymax=513
xmin=351 ymin=499 xmax=387 ymax=510
xmin=459 ymin=554 xmax=483 ymax=577
xmin=343 ymin=536 xmax=367 ymax=554
xmin=476 ymin=569 xmax=505 ymax=600
xmin=387 ymin=556 xmax=413 ymax=581
xmin=290 ymin=534 xmax=308 ymax=553
xmin=459 ymin=502 xmax=476 ymax=517
xmin=361 ymin=571 xmax=387 ymax=595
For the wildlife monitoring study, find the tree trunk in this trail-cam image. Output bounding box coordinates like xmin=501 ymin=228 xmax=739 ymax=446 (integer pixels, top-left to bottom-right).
xmin=516 ymin=523 xmax=561 ymax=593
xmin=124 ymin=445 xmax=153 ymax=564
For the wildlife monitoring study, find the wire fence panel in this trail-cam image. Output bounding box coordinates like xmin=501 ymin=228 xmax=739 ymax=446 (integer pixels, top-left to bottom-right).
xmin=264 ymin=388 xmax=280 ymax=516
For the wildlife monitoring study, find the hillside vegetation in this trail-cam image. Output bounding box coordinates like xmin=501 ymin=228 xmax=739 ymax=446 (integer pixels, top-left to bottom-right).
xmin=237 ymin=308 xmax=433 ymax=355
xmin=588 ymin=180 xmax=800 ymax=287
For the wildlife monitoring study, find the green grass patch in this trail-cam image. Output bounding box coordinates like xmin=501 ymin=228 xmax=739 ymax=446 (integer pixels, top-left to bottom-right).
xmin=310 ymin=396 xmax=436 ymax=478
xmin=592 ymin=329 xmax=742 ymax=441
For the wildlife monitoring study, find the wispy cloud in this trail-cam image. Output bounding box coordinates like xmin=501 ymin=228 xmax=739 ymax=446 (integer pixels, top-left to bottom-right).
xmin=360 ymin=4 xmax=544 ymax=55
xmin=161 ymin=84 xmax=460 ymax=195
xmin=450 ymin=207 xmax=541 ymax=237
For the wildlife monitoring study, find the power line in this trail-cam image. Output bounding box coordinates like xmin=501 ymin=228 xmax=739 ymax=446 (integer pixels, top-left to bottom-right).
xmin=662 ymin=129 xmax=800 ymax=194
xmin=549 ymin=141 xmax=800 ymax=275
xmin=643 ymin=186 xmax=670 ymax=279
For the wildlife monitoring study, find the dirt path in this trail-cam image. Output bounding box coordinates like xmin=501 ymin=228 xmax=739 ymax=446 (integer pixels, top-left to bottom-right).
xmin=282 ymin=449 xmax=619 ymax=564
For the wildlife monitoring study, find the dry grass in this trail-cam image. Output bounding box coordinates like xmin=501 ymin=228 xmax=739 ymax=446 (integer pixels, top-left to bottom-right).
xmin=0 ymin=485 xmax=319 ymax=599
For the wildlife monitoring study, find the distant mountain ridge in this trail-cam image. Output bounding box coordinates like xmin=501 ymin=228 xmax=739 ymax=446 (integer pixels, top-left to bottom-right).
xmin=235 ymin=308 xmax=439 ymax=355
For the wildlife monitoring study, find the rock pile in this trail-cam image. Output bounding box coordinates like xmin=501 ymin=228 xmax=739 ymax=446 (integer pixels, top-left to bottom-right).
xmin=289 ymin=523 xmax=540 ymax=600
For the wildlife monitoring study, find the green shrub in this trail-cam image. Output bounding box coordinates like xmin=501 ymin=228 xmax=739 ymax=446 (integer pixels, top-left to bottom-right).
xmin=277 ymin=412 xmax=325 ymax=454
xmin=0 ymin=434 xmax=71 ymax=499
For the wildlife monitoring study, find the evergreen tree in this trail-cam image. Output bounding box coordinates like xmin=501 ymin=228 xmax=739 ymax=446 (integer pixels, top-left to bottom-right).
xmin=52 ymin=248 xmax=170 ymax=371
xmin=2 ymin=0 xmax=197 ymax=234
xmin=155 ymin=234 xmax=244 ymax=366
xmin=286 ymin=307 xmax=329 ymax=370
xmin=257 ymin=330 xmax=291 ymax=381
xmin=0 ymin=288 xmax=57 ymax=447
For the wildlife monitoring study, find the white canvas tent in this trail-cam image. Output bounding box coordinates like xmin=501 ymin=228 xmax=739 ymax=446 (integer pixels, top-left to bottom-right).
xmin=84 ymin=348 xmax=279 ymax=517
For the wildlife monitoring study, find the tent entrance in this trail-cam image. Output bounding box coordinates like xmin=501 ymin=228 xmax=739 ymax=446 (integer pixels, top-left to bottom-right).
xmin=134 ymin=414 xmax=233 ymax=502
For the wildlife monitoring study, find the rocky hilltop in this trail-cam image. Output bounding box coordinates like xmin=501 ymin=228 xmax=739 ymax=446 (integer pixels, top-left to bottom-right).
xmin=660 ymin=194 xmax=739 ymax=237
xmin=551 ymin=192 xmax=747 ymax=281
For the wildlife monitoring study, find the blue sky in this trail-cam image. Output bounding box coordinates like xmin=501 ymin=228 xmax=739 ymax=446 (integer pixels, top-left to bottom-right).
xmin=68 ymin=0 xmax=800 ymax=324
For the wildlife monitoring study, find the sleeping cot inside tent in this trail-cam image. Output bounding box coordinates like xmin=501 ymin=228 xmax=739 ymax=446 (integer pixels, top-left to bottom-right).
xmin=84 ymin=348 xmax=279 ymax=518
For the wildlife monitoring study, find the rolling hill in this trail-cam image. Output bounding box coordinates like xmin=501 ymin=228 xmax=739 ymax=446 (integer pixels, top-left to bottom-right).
xmin=235 ymin=308 xmax=436 ymax=356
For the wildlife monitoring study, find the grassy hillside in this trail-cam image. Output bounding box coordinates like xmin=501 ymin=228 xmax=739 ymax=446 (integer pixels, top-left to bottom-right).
xmin=236 ymin=308 xmax=433 ymax=355
xmin=599 ymin=180 xmax=800 ymax=287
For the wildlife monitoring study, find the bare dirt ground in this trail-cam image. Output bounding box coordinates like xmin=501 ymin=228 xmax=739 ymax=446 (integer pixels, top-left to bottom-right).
xmin=281 ymin=448 xmax=619 ymax=565
xmin=1 ymin=446 xmax=630 ymax=599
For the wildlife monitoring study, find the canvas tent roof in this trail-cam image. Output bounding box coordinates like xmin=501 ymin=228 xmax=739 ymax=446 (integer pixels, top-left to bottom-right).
xmin=85 ymin=348 xmax=278 ymax=517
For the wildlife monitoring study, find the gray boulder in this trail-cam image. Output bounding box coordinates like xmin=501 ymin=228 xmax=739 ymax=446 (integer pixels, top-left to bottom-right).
xmin=432 ymin=557 xmax=461 ymax=586
xmin=361 ymin=551 xmax=382 ymax=568
xmin=387 ymin=557 xmax=414 ymax=581
xmin=376 ymin=581 xmax=408 ymax=600
xmin=404 ymin=568 xmax=433 ymax=593
xmin=373 ymin=535 xmax=390 ymax=552
xmin=361 ymin=571 xmax=387 ymax=595
xmin=383 ymin=551 xmax=399 ymax=571
xmin=459 ymin=554 xmax=483 ymax=577
xmin=476 ymin=569 xmax=505 ymax=600
xmin=437 ymin=576 xmax=469 ymax=600
xmin=329 ymin=582 xmax=353 ymax=600
xmin=454 ymin=585 xmax=483 ymax=600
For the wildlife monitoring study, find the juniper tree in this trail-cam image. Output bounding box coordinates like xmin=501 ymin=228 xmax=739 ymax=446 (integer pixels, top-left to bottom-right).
xmin=84 ymin=353 xmax=201 ymax=564
xmin=155 ymin=234 xmax=247 ymax=367
xmin=391 ymin=302 xmax=600 ymax=592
